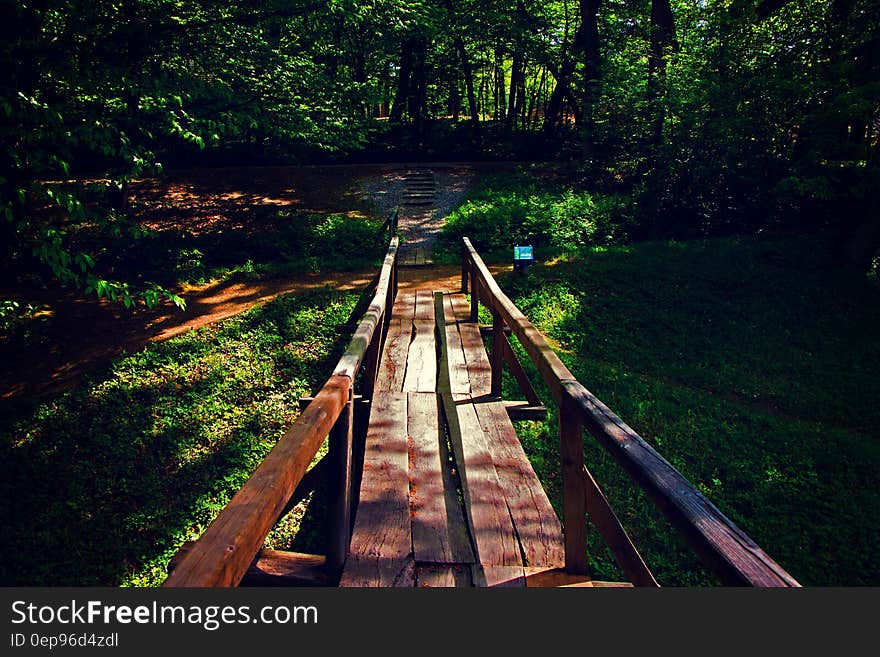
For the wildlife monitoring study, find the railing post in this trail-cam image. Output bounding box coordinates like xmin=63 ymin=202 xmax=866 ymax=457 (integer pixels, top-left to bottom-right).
xmin=461 ymin=245 xmax=469 ymax=294
xmin=560 ymin=392 xmax=589 ymax=575
xmin=470 ymin=266 xmax=479 ymax=323
xmin=327 ymin=383 xmax=354 ymax=576
xmin=491 ymin=307 xmax=504 ymax=398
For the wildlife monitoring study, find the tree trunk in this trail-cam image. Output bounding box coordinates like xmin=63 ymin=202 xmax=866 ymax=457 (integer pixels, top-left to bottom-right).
xmin=390 ymin=38 xmax=415 ymax=122
xmin=507 ymin=50 xmax=522 ymax=131
xmin=409 ymin=38 xmax=428 ymax=137
xmin=647 ymin=0 xmax=676 ymax=147
xmin=443 ymin=0 xmax=480 ymax=137
xmin=542 ymin=0 xmax=601 ymax=137
xmin=494 ymin=46 xmax=506 ymax=123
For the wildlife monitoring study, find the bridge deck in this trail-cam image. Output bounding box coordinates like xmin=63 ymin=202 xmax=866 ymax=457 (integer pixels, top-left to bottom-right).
xmin=340 ymin=289 xmax=571 ymax=587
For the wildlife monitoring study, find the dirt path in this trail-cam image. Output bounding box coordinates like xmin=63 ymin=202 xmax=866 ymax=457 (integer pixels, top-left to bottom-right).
xmin=358 ymin=163 xmax=476 ymax=265
xmin=1 ymin=163 xmax=493 ymax=411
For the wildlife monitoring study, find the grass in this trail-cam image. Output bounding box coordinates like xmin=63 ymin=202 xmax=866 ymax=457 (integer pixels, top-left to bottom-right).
xmin=491 ymin=234 xmax=880 ymax=586
xmin=0 ymin=285 xmax=362 ymax=586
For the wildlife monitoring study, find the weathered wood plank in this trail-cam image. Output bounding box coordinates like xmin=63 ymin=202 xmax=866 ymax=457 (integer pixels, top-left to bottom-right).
xmin=459 ymin=321 xmax=492 ymax=399
xmin=407 ymin=392 xmax=474 ymax=565
xmin=169 ymin=546 xmax=329 ymax=586
xmin=375 ymin=318 xmax=411 ymax=393
xmin=416 ymin=565 xmax=473 ymax=587
xmin=473 ymin=401 xmax=565 ymax=568
xmin=436 ymin=292 xmax=521 ymax=569
xmin=503 ymin=401 xmax=548 ymax=422
xmin=442 ymin=295 xmax=471 ymax=400
xmin=403 ymin=319 xmax=436 ymax=393
xmin=340 ymin=392 xmax=415 ymax=587
xmin=414 ymin=290 xmax=435 ymax=320
xmin=523 ymin=567 xmax=632 ymax=587
xmin=392 ymin=289 xmax=416 ymax=321
xmin=447 ymin=292 xmax=470 ymax=323
xmin=448 ymin=401 xmax=522 ymax=567
xmin=482 ymin=565 xmax=526 ymax=588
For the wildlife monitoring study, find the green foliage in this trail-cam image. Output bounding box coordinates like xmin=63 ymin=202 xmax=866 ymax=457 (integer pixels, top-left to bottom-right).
xmin=0 ymin=285 xmax=360 ymax=586
xmin=498 ymin=234 xmax=880 ymax=585
xmin=440 ymin=169 xmax=632 ymax=258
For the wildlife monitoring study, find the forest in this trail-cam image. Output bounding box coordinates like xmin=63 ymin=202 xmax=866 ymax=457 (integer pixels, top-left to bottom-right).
xmin=1 ymin=0 xmax=879 ymax=587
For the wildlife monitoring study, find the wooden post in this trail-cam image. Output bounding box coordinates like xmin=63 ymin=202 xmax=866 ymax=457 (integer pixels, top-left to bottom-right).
xmin=461 ymin=245 xmax=469 ymax=294
xmin=560 ymin=393 xmax=589 ymax=575
xmin=327 ymin=385 xmax=354 ymax=575
xmin=470 ymin=266 xmax=479 ymax=323
xmin=491 ymin=308 xmax=504 ymax=398
xmin=361 ymin=321 xmax=383 ymax=401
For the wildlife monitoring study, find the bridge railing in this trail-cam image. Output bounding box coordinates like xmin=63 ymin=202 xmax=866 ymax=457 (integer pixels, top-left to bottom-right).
xmin=163 ymin=218 xmax=400 ymax=587
xmin=461 ymin=237 xmax=799 ymax=587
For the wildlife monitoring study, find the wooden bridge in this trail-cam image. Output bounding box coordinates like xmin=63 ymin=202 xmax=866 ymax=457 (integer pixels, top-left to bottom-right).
xmin=165 ymin=213 xmax=800 ymax=588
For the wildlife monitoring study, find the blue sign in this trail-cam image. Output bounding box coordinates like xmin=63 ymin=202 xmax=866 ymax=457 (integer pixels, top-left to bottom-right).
xmin=514 ymin=245 xmax=534 ymax=261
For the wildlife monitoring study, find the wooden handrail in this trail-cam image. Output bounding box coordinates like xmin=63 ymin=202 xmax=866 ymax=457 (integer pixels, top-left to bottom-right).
xmin=461 ymin=237 xmax=800 ymax=587
xmin=164 ymin=233 xmax=399 ymax=587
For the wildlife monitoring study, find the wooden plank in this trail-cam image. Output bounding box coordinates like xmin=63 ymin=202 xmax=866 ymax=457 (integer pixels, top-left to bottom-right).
xmin=447 ymin=292 xmax=470 ymax=323
xmin=436 ymin=292 xmax=521 ymax=569
xmin=407 ymin=392 xmax=474 ymax=565
xmin=503 ymin=401 xmax=548 ymax=422
xmin=443 ymin=295 xmax=471 ymax=400
xmin=240 ymin=551 xmax=329 ymax=587
xmin=392 ymin=289 xmax=416 ymax=321
xmin=448 ymin=401 xmax=522 ymax=567
xmin=581 ymin=465 xmax=659 ymax=587
xmin=523 ymin=566 xmax=631 ymax=587
xmin=402 ymin=319 xmax=436 ymax=393
xmin=340 ymin=392 xmax=415 ymax=587
xmin=170 ymin=546 xmax=329 ymax=586
xmin=458 ymin=321 xmax=492 ymax=398
xmin=482 ymin=565 xmax=526 ymax=588
xmin=414 ymin=290 xmax=435 ymax=320
xmin=474 ymin=401 xmax=565 ymax=568
xmin=416 ymin=565 xmax=473 ymax=587
xmin=375 ymin=319 xmax=411 ymax=393
xmin=164 ymin=376 xmax=349 ymax=587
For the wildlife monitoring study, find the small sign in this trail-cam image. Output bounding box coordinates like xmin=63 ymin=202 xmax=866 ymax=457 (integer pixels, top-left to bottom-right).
xmin=514 ymin=246 xmax=534 ymax=261
xmin=513 ymin=245 xmax=534 ymax=273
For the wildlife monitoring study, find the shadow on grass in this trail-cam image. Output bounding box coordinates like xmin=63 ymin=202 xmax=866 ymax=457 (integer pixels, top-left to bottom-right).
xmin=0 ymin=284 xmax=372 ymax=586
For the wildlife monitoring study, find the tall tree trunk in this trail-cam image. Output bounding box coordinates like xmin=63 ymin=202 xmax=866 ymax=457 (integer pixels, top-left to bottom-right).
xmin=507 ymin=50 xmax=522 ymax=131
xmin=542 ymin=0 xmax=601 ymax=136
xmin=494 ymin=46 xmax=505 ymax=123
xmin=409 ymin=37 xmax=428 ymax=138
xmin=390 ymin=38 xmax=415 ymax=122
xmin=647 ymin=0 xmax=676 ymax=147
xmin=443 ymin=0 xmax=480 ymax=137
